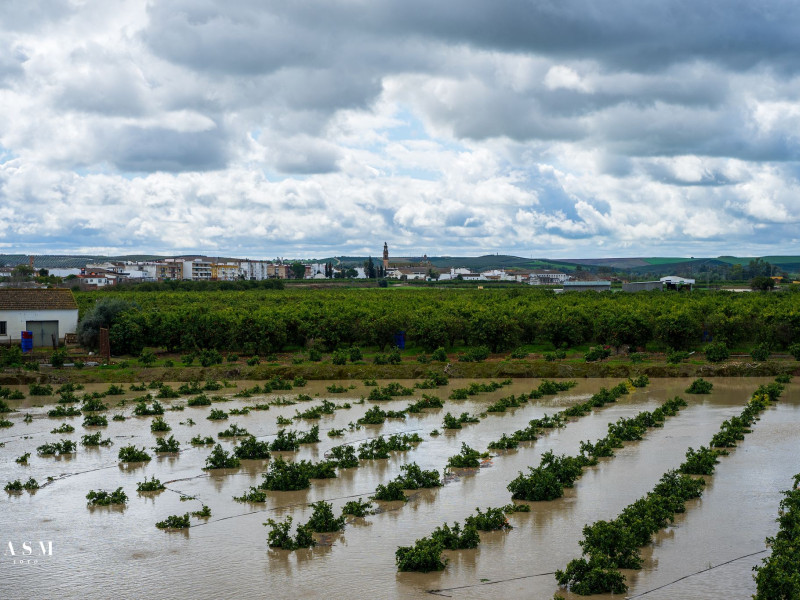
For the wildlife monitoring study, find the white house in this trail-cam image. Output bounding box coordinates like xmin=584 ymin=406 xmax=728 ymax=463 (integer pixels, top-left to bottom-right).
xmin=0 ymin=289 xmax=79 ymax=347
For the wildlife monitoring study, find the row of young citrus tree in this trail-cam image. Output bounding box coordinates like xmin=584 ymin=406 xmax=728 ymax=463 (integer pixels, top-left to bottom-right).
xmin=75 ymin=286 xmax=800 ymax=355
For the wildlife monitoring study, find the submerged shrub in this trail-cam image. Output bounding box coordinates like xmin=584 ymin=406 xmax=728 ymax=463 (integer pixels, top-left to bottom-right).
xmin=233 ymin=436 xmax=271 ymax=460
xmin=447 ymin=443 xmax=482 ymax=469
xmin=396 ymin=538 xmax=447 ymax=572
xmin=82 ymin=432 xmax=112 ymax=447
xmin=203 ymin=444 xmax=240 ymax=470
xmin=156 ymin=513 xmax=191 ymax=529
xmin=137 ymin=476 xmax=165 ymax=492
xmin=306 ymin=500 xmax=346 ymax=533
xmin=260 ymin=456 xmax=309 ymax=491
xmin=87 ymin=487 xmax=127 ymax=506
xmin=342 ymin=498 xmax=373 ymax=517
xmin=153 ymin=435 xmax=180 ymax=453
xmin=686 ymin=378 xmax=713 ymax=394
xmin=118 ymin=445 xmax=151 ymax=463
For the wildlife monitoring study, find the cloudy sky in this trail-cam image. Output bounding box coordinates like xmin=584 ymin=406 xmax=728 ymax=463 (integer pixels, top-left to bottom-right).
xmin=1 ymin=0 xmax=799 ymax=259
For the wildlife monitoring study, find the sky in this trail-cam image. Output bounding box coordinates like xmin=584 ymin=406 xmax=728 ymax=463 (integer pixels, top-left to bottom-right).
xmin=1 ymin=0 xmax=800 ymax=260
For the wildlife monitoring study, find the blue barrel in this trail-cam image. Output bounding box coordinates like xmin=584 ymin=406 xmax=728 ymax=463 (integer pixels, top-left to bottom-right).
xmin=21 ymin=331 xmax=33 ymax=353
xmin=393 ymin=331 xmax=406 ymax=350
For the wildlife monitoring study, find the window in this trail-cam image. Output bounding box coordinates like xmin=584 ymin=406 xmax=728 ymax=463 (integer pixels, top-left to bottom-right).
xmin=0 ymin=321 xmax=6 ymax=336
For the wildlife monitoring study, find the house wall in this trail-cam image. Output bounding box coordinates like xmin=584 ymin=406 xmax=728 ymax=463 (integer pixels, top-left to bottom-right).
xmin=0 ymin=309 xmax=78 ymax=345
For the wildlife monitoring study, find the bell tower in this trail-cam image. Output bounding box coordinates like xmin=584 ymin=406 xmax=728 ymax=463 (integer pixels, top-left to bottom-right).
xmin=383 ymin=242 xmax=389 ymax=270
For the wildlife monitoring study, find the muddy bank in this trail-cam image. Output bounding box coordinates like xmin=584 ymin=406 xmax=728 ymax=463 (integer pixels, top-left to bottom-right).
xmin=1 ymin=358 xmax=797 ymax=385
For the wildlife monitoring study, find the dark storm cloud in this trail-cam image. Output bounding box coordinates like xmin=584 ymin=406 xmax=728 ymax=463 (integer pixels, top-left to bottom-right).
xmin=109 ymin=126 xmax=229 ymax=173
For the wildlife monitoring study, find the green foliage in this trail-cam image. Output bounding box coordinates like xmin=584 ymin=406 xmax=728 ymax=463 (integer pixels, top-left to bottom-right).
xmin=77 ymin=297 xmax=137 ymax=350
xmin=203 ymin=444 xmax=240 ymax=469
xmin=15 ymin=452 xmax=30 ymax=464
xmin=269 ymin=429 xmax=300 ymax=451
xmin=447 ymin=443 xmax=482 ymax=468
xmin=156 ymin=385 xmax=180 ymax=399
xmin=457 ymin=345 xmax=490 ymax=362
xmin=306 ymin=500 xmax=346 ymax=532
xmin=297 ymin=425 xmax=320 ymax=444
xmin=442 ymin=412 xmax=479 ymax=429
xmin=584 ymin=346 xmax=611 ymax=362
xmin=29 ymin=383 xmax=54 ymax=396
xmin=233 ymin=436 xmax=271 ymax=459
xmin=679 ymin=446 xmax=722 ymax=475
xmin=150 ymin=416 xmax=171 ymax=432
xmin=5 ymin=477 xmax=39 ymax=492
xmin=510 ymin=347 xmax=528 ymax=359
xmin=137 ymin=476 xmax=165 ymax=492
xmin=751 ymin=342 xmax=771 ymax=361
xmin=430 ymin=521 xmax=481 ymax=550
xmin=629 ymin=374 xmax=650 ymax=388
xmin=396 ymin=538 xmax=447 ymax=572
xmin=190 ymin=435 xmax=215 ymax=445
xmin=82 ymin=432 xmax=112 ymax=446
xmin=465 ymin=506 xmax=512 ymax=531
xmin=198 ymin=348 xmax=223 ymax=367
xmin=234 ymin=487 xmax=268 ymax=502
xmin=50 ymin=348 xmax=68 ymax=368
xmin=789 ymin=343 xmax=800 ymax=361
xmin=156 ymin=513 xmax=191 ymax=529
xmin=686 ymin=378 xmax=713 ymax=394
xmin=373 ymin=481 xmax=407 ymax=501
xmin=431 ymin=347 xmax=448 ymax=362
xmin=342 ymin=498 xmax=373 ymax=517
xmin=153 ymin=435 xmax=180 ymax=452
xmin=51 ymin=422 xmax=75 ymax=434
xmin=87 ymin=487 xmax=127 ymax=506
xmin=260 ymin=456 xmax=309 ymax=491
xmin=187 ymin=394 xmax=212 ymax=406
xmin=753 ymin=475 xmax=800 ymax=599
xmin=138 ymin=348 xmax=157 ymax=366
xmin=264 ymin=515 xmax=315 ymax=550
xmin=133 ymin=399 xmax=165 ymax=415
xmin=704 ymin=341 xmax=730 ymax=362
xmin=666 ymin=349 xmax=690 ymax=364
xmin=394 ymin=462 xmax=442 ymax=489
xmin=207 ymin=408 xmax=228 ymax=421
xmin=37 ymin=439 xmax=77 ymax=456
xmin=331 ymin=349 xmax=348 ymax=365
xmin=191 ymin=505 xmax=211 ymax=518
xmin=329 ymin=444 xmax=359 ymax=468
xmin=118 ymin=445 xmax=151 ymax=462
xmin=218 ymin=423 xmax=249 ymax=438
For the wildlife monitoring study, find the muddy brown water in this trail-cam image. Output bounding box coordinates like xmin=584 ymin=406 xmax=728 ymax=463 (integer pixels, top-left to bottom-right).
xmin=1 ymin=378 xmax=797 ymax=600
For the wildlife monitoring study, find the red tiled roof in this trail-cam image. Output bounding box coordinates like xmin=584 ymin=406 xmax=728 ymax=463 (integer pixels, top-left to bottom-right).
xmin=0 ymin=288 xmax=79 ymax=311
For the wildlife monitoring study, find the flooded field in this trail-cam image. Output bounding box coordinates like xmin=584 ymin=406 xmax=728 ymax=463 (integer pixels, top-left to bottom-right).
xmin=1 ymin=377 xmax=797 ymax=600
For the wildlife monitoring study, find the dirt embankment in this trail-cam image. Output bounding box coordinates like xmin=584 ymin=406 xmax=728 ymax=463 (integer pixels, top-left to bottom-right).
xmin=1 ymin=359 xmax=797 ymax=385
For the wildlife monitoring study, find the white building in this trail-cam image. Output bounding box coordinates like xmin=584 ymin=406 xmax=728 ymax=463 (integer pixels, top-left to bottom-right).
xmin=183 ymin=259 xmax=213 ymax=281
xmin=0 ymin=289 xmax=79 ymax=347
xmin=529 ymin=270 xmax=569 ymax=285
xmin=240 ymin=260 xmax=272 ymax=281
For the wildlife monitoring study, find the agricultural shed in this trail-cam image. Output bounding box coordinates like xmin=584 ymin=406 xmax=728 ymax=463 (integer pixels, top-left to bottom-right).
xmin=622 ymin=281 xmax=663 ymax=292
xmin=562 ymin=281 xmax=611 ymax=292
xmin=0 ymin=288 xmax=79 ymax=347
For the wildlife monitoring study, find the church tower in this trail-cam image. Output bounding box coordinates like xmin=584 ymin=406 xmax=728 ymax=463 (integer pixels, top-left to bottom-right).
xmin=383 ymin=242 xmax=389 ymax=270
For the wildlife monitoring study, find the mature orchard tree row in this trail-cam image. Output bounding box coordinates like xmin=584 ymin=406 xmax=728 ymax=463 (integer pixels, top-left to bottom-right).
xmin=73 ymin=287 xmax=800 ymax=356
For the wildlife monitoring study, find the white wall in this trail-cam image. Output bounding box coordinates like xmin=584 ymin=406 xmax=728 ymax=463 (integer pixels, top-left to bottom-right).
xmin=0 ymin=309 xmax=78 ymax=344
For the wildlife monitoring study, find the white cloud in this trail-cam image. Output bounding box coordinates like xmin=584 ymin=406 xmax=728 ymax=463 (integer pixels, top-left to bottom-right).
xmin=0 ymin=0 xmax=799 ymax=258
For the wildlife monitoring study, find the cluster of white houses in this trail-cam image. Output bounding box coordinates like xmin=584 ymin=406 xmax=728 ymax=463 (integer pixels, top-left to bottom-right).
xmin=25 ymin=257 xmax=575 ymax=288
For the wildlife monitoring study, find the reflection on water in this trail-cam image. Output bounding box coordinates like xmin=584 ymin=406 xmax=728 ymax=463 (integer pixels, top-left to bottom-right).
xmin=0 ymin=378 xmax=797 ymax=599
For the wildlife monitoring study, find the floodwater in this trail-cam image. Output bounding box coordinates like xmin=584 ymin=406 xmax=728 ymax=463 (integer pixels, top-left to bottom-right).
xmin=1 ymin=377 xmax=797 ymax=600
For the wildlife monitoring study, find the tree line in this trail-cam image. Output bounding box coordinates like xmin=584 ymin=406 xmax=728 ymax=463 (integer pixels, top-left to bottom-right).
xmin=73 ymin=287 xmax=800 ymax=356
